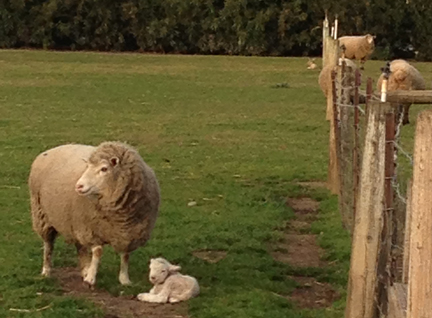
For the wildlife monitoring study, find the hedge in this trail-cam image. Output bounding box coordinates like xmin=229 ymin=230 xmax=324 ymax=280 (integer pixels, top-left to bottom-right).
xmin=0 ymin=0 xmax=430 ymax=60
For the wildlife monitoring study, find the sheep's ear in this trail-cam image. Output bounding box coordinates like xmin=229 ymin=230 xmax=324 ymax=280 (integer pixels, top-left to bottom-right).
xmin=110 ymin=157 xmax=120 ymax=167
xmin=169 ymin=265 xmax=181 ymax=273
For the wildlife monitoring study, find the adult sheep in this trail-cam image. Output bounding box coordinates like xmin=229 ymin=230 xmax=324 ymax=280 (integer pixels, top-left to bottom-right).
xmin=376 ymin=59 xmax=426 ymax=125
xmin=29 ymin=141 xmax=160 ymax=286
xmin=339 ymin=34 xmax=375 ymax=69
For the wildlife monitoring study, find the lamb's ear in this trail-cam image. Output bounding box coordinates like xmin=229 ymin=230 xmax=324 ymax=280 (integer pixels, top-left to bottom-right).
xmin=169 ymin=265 xmax=181 ymax=273
xmin=110 ymin=157 xmax=120 ymax=167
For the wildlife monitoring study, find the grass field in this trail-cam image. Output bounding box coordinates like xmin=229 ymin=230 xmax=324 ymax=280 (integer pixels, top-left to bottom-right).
xmin=0 ymin=50 xmax=430 ymax=318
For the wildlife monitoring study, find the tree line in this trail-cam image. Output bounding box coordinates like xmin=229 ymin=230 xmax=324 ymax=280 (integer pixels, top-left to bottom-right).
xmin=0 ymin=0 xmax=430 ymax=60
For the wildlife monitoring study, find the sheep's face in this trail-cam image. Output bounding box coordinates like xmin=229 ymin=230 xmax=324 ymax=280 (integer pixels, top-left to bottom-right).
xmin=366 ymin=34 xmax=375 ymax=46
xmin=75 ymin=157 xmax=120 ymax=198
xmin=148 ymin=258 xmax=181 ymax=285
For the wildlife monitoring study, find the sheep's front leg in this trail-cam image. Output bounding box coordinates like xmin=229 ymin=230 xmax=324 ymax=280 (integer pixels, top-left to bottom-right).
xmin=137 ymin=292 xmax=168 ymax=303
xmin=76 ymin=243 xmax=91 ymax=279
xmin=119 ymin=252 xmax=132 ymax=285
xmin=83 ymin=245 xmax=103 ymax=286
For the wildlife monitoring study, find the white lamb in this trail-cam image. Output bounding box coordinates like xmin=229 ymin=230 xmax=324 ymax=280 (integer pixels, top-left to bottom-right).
xmin=137 ymin=258 xmax=199 ymax=303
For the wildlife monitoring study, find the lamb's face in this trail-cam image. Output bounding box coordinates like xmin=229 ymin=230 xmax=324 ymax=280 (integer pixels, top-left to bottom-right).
xmin=149 ymin=260 xmax=170 ymax=285
xmin=75 ymin=157 xmax=120 ymax=197
xmin=148 ymin=259 xmax=181 ymax=285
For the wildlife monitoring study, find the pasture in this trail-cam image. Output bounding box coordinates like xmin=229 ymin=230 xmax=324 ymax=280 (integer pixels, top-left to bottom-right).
xmin=0 ymin=50 xmax=429 ymax=318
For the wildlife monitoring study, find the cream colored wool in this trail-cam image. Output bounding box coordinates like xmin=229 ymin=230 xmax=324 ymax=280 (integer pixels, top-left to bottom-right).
xmin=339 ymin=34 xmax=375 ymax=68
xmin=137 ymin=258 xmax=200 ymax=303
xmin=319 ymin=58 xmax=358 ymax=98
xmin=29 ymin=141 xmax=160 ymax=286
xmin=377 ymin=59 xmax=425 ymax=125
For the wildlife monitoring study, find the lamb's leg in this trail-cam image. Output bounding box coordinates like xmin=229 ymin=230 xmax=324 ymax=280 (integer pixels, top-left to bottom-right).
xmin=76 ymin=243 xmax=91 ymax=278
xmin=119 ymin=252 xmax=132 ymax=285
xmin=360 ymin=58 xmax=365 ymax=70
xmin=137 ymin=292 xmax=169 ymax=303
xmin=83 ymin=245 xmax=103 ymax=286
xmin=41 ymin=228 xmax=57 ymax=277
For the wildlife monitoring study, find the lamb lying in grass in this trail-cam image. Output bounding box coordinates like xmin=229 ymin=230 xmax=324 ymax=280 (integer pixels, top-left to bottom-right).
xmin=137 ymin=258 xmax=200 ymax=303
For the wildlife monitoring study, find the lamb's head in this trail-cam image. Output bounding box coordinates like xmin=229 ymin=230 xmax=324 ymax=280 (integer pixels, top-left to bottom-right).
xmin=75 ymin=142 xmax=144 ymax=200
xmin=148 ymin=258 xmax=181 ymax=285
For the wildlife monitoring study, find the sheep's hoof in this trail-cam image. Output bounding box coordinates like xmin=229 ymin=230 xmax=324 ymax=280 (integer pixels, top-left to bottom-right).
xmin=41 ymin=267 xmax=51 ymax=277
xmin=83 ymin=281 xmax=95 ymax=290
xmin=83 ymin=274 xmax=96 ymax=287
xmin=119 ymin=276 xmax=132 ymax=286
xmin=137 ymin=293 xmax=149 ymax=302
xmin=169 ymin=297 xmax=181 ymax=303
xmin=81 ymin=267 xmax=89 ymax=279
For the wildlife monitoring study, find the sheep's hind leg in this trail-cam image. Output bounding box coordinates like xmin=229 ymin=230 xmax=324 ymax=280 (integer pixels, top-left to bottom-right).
xmin=83 ymin=245 xmax=103 ymax=286
xmin=41 ymin=228 xmax=57 ymax=277
xmin=119 ymin=252 xmax=132 ymax=285
xmin=75 ymin=243 xmax=91 ymax=278
xmin=137 ymin=293 xmax=168 ymax=303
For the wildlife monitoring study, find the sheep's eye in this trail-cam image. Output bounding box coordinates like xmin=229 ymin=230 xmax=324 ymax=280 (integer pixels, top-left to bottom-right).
xmin=161 ymin=270 xmax=166 ymax=273
xmin=101 ymin=167 xmax=108 ymax=172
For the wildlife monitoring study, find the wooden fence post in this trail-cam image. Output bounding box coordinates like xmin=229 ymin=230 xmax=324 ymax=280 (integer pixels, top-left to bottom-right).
xmin=325 ymin=35 xmax=340 ymax=194
xmin=353 ymin=69 xmax=361 ymax=228
xmin=338 ymin=61 xmax=355 ymax=231
xmin=407 ymin=110 xmax=432 ymax=318
xmin=402 ymin=179 xmax=412 ymax=284
xmin=345 ymin=101 xmax=392 ymax=318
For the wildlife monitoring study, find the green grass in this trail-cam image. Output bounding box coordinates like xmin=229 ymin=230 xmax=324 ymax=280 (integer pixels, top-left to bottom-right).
xmin=0 ymin=50 xmax=429 ymax=318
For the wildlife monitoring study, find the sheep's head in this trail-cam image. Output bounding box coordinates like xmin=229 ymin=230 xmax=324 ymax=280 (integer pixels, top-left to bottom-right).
xmin=75 ymin=142 xmax=140 ymax=200
xmin=365 ymin=34 xmax=375 ymax=47
xmin=148 ymin=258 xmax=181 ymax=285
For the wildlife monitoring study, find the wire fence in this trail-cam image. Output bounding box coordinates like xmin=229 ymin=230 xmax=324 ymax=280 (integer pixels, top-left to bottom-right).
xmin=331 ymin=60 xmax=432 ymax=317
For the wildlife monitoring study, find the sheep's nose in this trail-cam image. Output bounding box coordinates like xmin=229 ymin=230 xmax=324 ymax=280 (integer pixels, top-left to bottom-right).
xmin=150 ymin=276 xmax=156 ymax=281
xmin=76 ymin=184 xmax=84 ymax=190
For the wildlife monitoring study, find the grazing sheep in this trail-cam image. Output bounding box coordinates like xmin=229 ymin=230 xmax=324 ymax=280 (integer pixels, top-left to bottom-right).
xmin=377 ymin=59 xmax=426 ymax=125
xmin=339 ymin=34 xmax=375 ymax=69
xmin=137 ymin=258 xmax=200 ymax=303
xmin=29 ymin=141 xmax=160 ymax=286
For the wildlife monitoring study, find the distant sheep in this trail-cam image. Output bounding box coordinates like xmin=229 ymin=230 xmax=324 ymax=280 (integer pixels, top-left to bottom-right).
xmin=377 ymin=59 xmax=426 ymax=125
xmin=307 ymin=58 xmax=318 ymax=70
xmin=339 ymin=34 xmax=375 ymax=69
xmin=29 ymin=141 xmax=160 ymax=286
xmin=137 ymin=258 xmax=200 ymax=303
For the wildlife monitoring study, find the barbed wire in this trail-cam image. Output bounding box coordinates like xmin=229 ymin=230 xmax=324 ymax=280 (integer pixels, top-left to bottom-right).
xmin=393 ymin=141 xmax=413 ymax=166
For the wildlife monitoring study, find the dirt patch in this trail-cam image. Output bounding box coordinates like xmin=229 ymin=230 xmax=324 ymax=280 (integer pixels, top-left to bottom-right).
xmin=289 ymin=276 xmax=340 ymax=309
xmin=53 ymin=268 xmax=188 ymax=318
xmin=288 ymin=220 xmax=310 ymax=232
xmin=271 ymin=234 xmax=324 ymax=267
xmin=192 ymin=250 xmax=227 ymax=264
xmin=286 ymin=197 xmax=320 ymax=215
xmin=296 ymin=181 xmax=328 ymax=189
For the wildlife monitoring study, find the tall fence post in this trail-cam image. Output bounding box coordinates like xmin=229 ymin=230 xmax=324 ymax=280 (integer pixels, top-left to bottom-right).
xmin=323 ymin=23 xmax=340 ymax=194
xmin=407 ymin=110 xmax=432 ymax=318
xmin=338 ymin=61 xmax=356 ymax=231
xmin=402 ymin=179 xmax=412 ymax=284
xmin=352 ymin=69 xmax=361 ymax=228
xmin=345 ymin=101 xmax=392 ymax=318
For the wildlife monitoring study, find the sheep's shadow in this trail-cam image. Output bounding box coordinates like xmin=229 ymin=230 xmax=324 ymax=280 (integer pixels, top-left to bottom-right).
xmin=53 ymin=267 xmax=188 ymax=318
